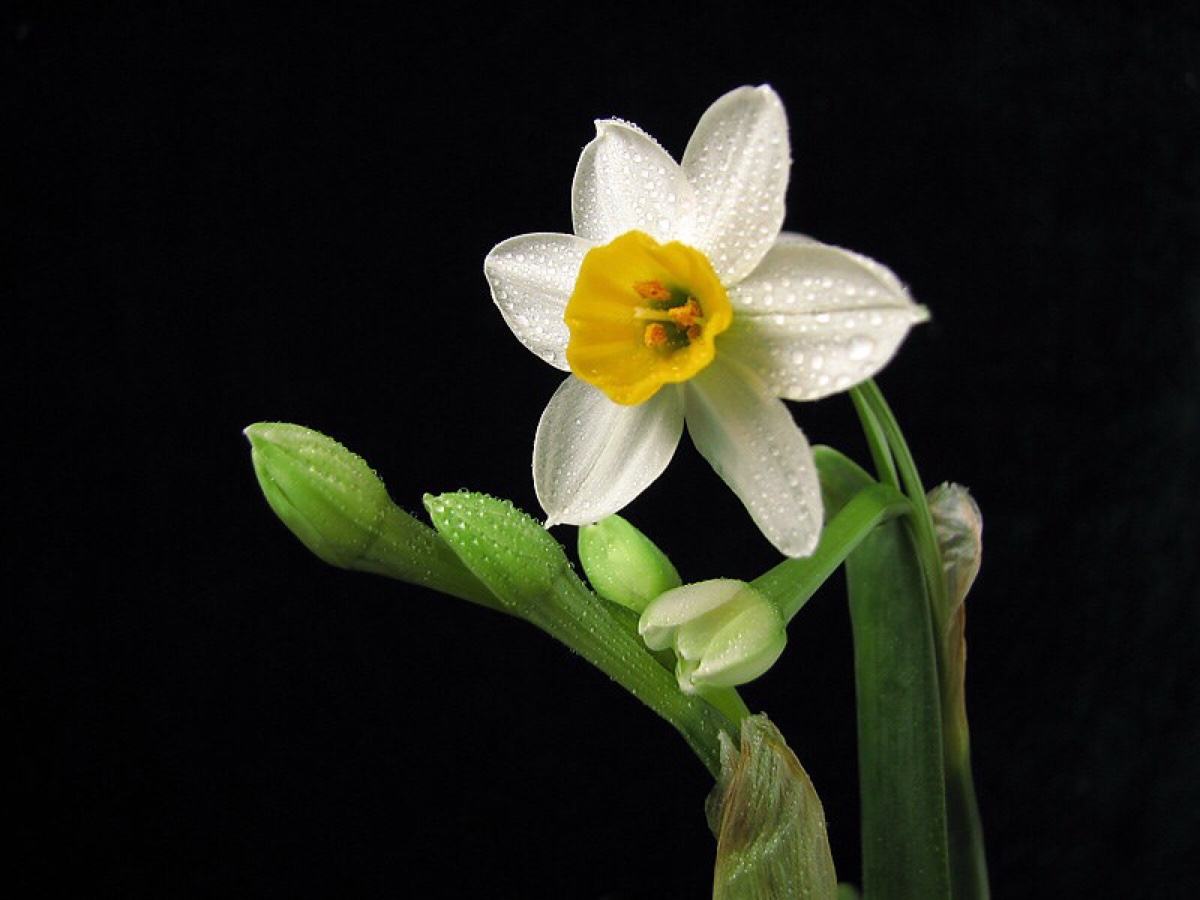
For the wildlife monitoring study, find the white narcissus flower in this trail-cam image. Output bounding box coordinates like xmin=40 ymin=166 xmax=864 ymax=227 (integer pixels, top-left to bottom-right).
xmin=484 ymin=86 xmax=927 ymax=557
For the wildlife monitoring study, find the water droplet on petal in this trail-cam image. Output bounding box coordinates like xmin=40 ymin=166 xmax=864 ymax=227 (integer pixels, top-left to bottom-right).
xmin=848 ymin=337 xmax=875 ymax=360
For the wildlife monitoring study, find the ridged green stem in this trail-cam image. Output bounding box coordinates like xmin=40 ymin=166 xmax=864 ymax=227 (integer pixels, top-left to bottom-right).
xmin=425 ymin=492 xmax=736 ymax=776
xmin=752 ymin=482 xmax=912 ymax=623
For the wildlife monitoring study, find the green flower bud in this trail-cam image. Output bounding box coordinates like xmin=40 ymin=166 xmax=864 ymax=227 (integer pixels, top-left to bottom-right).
xmin=245 ymin=422 xmax=390 ymax=569
xmin=639 ymin=579 xmax=787 ymax=694
xmin=245 ymin=423 xmax=497 ymax=609
xmin=577 ymin=515 xmax=682 ymax=613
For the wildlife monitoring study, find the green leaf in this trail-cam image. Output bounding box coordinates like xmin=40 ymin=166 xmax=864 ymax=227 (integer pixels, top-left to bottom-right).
xmin=816 ymin=447 xmax=951 ymax=900
xmin=849 ymin=379 xmax=993 ymax=900
xmin=707 ymin=714 xmax=838 ymax=900
xmin=424 ymin=490 xmax=735 ymax=776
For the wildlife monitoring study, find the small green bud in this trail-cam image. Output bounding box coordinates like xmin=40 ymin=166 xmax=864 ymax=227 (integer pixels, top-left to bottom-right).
xmin=245 ymin=422 xmax=390 ymax=569
xmin=639 ymin=579 xmax=786 ymax=694
xmin=577 ymin=515 xmax=682 ymax=613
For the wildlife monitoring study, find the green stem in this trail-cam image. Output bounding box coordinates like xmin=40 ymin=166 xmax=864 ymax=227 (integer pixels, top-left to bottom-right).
xmin=356 ymin=506 xmax=503 ymax=612
xmin=752 ymin=482 xmax=912 ymax=622
xmin=425 ymin=491 xmax=735 ymax=776
xmin=608 ymin=601 xmax=752 ymax=727
xmin=698 ymin=685 xmax=753 ymax=725
xmin=852 ymin=381 xmax=948 ymax=627
xmin=850 ymin=388 xmax=900 ymax=490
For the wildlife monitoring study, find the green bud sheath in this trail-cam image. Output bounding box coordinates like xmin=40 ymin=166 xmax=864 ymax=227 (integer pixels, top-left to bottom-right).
xmin=577 ymin=515 xmax=681 ymax=613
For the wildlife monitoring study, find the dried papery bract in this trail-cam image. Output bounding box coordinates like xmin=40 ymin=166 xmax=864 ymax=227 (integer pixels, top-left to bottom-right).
xmin=707 ymin=715 xmax=838 ymax=899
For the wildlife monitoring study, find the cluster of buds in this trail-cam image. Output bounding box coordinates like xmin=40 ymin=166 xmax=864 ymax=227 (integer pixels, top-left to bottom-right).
xmin=579 ymin=517 xmax=786 ymax=694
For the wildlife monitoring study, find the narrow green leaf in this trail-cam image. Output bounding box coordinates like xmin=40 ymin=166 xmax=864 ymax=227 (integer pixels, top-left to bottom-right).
xmin=816 ymin=447 xmax=952 ymax=900
xmin=707 ymin=714 xmax=838 ymax=900
xmin=424 ymin=490 xmax=735 ymax=776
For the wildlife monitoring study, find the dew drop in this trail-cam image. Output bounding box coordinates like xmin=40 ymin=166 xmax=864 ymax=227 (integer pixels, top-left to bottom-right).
xmin=848 ymin=337 xmax=875 ymax=360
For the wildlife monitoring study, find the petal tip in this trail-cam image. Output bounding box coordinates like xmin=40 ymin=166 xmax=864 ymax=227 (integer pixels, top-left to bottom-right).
xmin=779 ymin=528 xmax=821 ymax=559
xmin=754 ymin=83 xmax=783 ymax=103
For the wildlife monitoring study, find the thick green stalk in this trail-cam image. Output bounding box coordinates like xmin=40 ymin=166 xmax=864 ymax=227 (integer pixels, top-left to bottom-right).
xmin=817 ymin=448 xmax=951 ymax=900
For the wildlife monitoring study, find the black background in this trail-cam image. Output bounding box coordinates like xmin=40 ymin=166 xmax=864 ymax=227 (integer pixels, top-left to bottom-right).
xmin=12 ymin=3 xmax=1199 ymax=897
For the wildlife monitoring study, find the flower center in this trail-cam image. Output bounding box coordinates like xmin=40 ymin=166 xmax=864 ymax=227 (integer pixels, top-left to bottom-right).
xmin=564 ymin=230 xmax=733 ymax=405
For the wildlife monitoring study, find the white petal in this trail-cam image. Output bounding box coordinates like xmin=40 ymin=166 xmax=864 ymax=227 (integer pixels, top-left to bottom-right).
xmin=483 ymin=233 xmax=592 ymax=371
xmin=685 ymin=357 xmax=822 ymax=557
xmin=534 ymin=377 xmax=684 ymax=527
xmin=681 ymin=85 xmax=790 ymax=285
xmin=723 ymin=234 xmax=929 ymax=400
xmin=571 ymin=120 xmax=696 ymax=244
xmin=691 ymin=602 xmax=787 ymax=688
xmin=638 ymin=579 xmax=745 ymax=651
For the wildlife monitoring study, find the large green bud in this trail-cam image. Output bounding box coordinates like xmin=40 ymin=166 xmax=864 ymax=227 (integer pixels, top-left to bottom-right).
xmin=246 ymin=422 xmax=389 ymax=569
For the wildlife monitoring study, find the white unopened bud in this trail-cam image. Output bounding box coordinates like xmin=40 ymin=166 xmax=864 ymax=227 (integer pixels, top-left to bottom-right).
xmin=638 ymin=579 xmax=786 ymax=694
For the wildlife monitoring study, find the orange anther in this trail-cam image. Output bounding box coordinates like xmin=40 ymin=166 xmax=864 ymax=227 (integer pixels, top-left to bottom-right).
xmin=633 ymin=280 xmax=671 ymax=301
xmin=643 ymin=323 xmax=670 ymax=348
xmin=668 ymin=297 xmax=702 ymax=328
xmin=686 ymin=324 xmax=703 ymax=341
